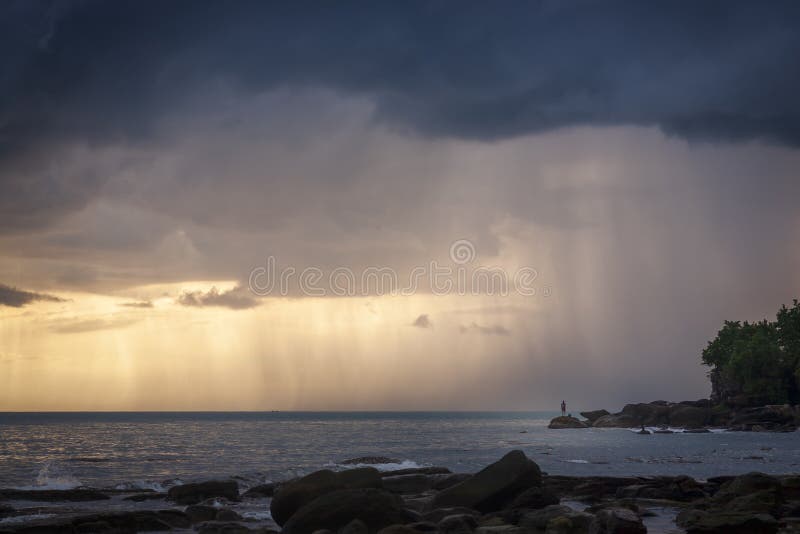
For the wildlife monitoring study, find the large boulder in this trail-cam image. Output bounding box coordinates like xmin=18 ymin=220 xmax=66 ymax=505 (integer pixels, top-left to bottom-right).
xmin=270 ymin=467 xmax=382 ymax=526
xmin=281 ymin=488 xmax=414 ymax=534
xmin=668 ymin=405 xmax=709 ymax=428
xmin=548 ymin=416 xmax=589 ymax=429
xmin=580 ymin=410 xmax=610 ymax=424
xmin=167 ymin=480 xmax=239 ymax=505
xmin=431 ymin=451 xmax=542 ymax=513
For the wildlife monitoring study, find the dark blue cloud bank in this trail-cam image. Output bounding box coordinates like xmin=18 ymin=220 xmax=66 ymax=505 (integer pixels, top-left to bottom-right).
xmin=1 ymin=0 xmax=799 ymax=234
xmin=2 ymin=0 xmax=799 ymax=150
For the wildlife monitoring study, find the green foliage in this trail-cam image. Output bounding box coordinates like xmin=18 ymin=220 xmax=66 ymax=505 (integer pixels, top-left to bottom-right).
xmin=703 ymin=300 xmax=800 ymax=405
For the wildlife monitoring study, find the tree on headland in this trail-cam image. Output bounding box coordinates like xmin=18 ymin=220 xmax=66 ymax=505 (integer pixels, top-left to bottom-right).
xmin=702 ymin=300 xmax=800 ymax=406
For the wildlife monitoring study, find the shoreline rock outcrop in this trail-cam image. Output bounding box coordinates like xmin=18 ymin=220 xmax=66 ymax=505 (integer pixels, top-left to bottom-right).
xmin=549 ymin=399 xmax=799 ymax=432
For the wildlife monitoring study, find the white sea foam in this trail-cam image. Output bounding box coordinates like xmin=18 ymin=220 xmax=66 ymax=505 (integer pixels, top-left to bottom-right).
xmin=113 ymin=480 xmax=166 ymax=492
xmin=626 ymin=426 xmax=727 ymax=434
xmin=564 ymin=459 xmax=590 ymax=464
xmin=328 ymin=459 xmax=424 ymax=472
xmin=16 ymin=462 xmax=82 ymax=490
xmin=241 ymin=510 xmax=273 ymax=521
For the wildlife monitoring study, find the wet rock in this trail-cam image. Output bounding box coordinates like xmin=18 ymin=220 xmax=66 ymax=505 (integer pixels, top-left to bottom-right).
xmin=518 ymin=504 xmax=593 ymax=532
xmin=281 ymin=488 xmax=414 ymax=534
xmin=405 ymin=521 xmax=440 ymax=532
xmin=438 ymin=513 xmax=478 ymax=533
xmin=544 ymin=476 xmax=645 ymax=502
xmin=122 ymin=492 xmax=165 ymax=501
xmin=621 ymin=403 xmax=670 ymax=426
xmin=590 ymin=507 xmax=646 ymax=533
xmin=0 ymin=488 xmax=110 ymax=502
xmin=340 ymin=518 xmax=370 ymax=534
xmin=614 ymin=475 xmax=705 ymax=502
xmin=376 ymin=526 xmax=421 ymax=534
xmin=433 ymin=474 xmax=472 ymax=491
xmin=548 ymin=416 xmax=588 ymax=429
xmin=270 ymin=467 xmax=382 ymax=526
xmin=592 ymin=414 xmax=639 ymax=428
xmin=186 ymin=504 xmax=219 ymax=523
xmin=423 ymin=507 xmax=481 ymax=523
xmin=215 ymin=509 xmax=241 ymax=521
xmin=668 ymin=405 xmax=710 ymax=428
xmin=431 ymin=450 xmax=542 ymax=513
xmin=505 ymin=486 xmax=559 ymax=511
xmin=678 ymin=510 xmax=778 ymax=533
xmin=243 ymin=482 xmax=275 ymax=498
xmin=196 ymin=521 xmax=276 ymax=533
xmin=382 ymin=474 xmax=445 ymax=494
xmin=167 ymin=480 xmax=239 ymax=505
xmin=580 ymin=410 xmax=610 ymax=424
xmin=683 ymin=428 xmax=711 ymax=433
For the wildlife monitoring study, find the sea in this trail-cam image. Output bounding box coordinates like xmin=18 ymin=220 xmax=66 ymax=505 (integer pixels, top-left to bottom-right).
xmin=1 ymin=411 xmax=799 ymax=532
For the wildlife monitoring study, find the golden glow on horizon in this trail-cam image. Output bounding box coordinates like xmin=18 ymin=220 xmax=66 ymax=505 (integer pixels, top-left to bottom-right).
xmin=0 ymin=283 xmax=535 ymax=411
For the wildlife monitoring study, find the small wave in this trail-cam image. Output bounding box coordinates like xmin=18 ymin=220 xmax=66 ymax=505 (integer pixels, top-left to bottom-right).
xmin=563 ymin=459 xmax=590 ymax=464
xmin=16 ymin=462 xmax=82 ymax=490
xmin=626 ymin=426 xmax=726 ymax=434
xmin=241 ymin=511 xmax=273 ymax=521
xmin=327 ymin=459 xmax=424 ymax=472
xmin=113 ymin=480 xmax=166 ymax=492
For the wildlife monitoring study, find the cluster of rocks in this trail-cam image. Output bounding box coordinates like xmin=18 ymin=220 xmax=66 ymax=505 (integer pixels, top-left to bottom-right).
xmin=548 ymin=400 xmax=800 ymax=432
xmin=3 ymin=451 xmax=800 ymax=533
xmin=266 ymin=450 xmax=648 ymax=534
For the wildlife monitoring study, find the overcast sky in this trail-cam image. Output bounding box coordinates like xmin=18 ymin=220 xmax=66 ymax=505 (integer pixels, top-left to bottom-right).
xmin=1 ymin=1 xmax=799 ymax=410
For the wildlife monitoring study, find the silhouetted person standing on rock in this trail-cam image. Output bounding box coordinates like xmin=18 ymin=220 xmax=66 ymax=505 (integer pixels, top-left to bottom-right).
xmin=561 ymin=400 xmax=566 ymax=416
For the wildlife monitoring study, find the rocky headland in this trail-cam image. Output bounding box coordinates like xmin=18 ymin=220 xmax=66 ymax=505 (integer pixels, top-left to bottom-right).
xmin=549 ymin=400 xmax=800 ymax=432
xmin=3 ymin=450 xmax=800 ymax=533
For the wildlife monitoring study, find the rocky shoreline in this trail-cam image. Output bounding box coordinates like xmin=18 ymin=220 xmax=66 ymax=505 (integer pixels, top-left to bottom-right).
xmin=2 ymin=450 xmax=799 ymax=533
xmin=549 ymin=399 xmax=800 ymax=432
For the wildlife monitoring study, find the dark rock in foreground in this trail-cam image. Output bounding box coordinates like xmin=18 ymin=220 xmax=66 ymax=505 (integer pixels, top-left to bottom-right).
xmin=281 ymin=488 xmax=413 ymax=534
xmin=431 ymin=450 xmax=542 ymax=512
xmin=548 ymin=415 xmax=589 ymax=429
xmin=167 ymin=480 xmax=239 ymax=505
xmin=270 ymin=467 xmax=382 ymax=526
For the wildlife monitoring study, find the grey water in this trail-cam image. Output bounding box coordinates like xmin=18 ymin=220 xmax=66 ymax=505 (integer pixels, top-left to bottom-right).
xmin=1 ymin=411 xmax=798 ymax=489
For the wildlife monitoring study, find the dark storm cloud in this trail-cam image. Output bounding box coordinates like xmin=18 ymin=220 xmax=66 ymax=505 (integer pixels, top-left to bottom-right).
xmin=2 ymin=0 xmax=800 ymax=166
xmin=177 ymin=286 xmax=259 ymax=310
xmin=0 ymin=283 xmax=65 ymax=307
xmin=15 ymin=1 xmax=800 ymax=141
